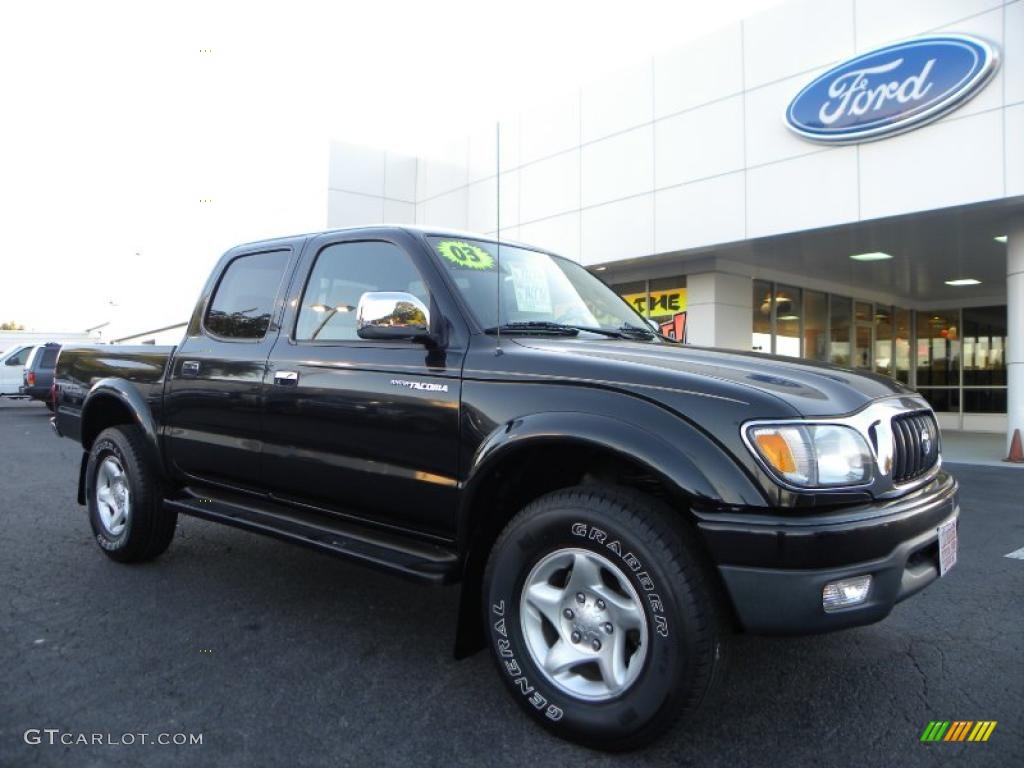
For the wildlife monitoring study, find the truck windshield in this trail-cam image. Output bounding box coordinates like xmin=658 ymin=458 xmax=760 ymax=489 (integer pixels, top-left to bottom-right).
xmin=428 ymin=237 xmax=652 ymax=336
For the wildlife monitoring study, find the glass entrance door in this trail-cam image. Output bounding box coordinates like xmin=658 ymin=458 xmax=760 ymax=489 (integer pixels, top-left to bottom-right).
xmin=853 ymin=301 xmax=873 ymax=369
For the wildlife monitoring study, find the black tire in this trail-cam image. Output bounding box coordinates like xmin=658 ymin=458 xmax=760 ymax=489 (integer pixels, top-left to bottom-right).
xmin=86 ymin=425 xmax=177 ymax=562
xmin=482 ymin=485 xmax=727 ymax=751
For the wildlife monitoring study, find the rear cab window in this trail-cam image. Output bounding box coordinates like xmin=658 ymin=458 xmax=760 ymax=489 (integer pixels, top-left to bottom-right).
xmin=40 ymin=346 xmax=59 ymax=368
xmin=204 ymin=251 xmax=290 ymax=340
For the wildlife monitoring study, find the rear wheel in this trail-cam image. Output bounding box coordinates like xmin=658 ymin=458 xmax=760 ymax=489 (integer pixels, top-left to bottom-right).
xmin=482 ymin=485 xmax=726 ymax=751
xmin=86 ymin=425 xmax=177 ymax=562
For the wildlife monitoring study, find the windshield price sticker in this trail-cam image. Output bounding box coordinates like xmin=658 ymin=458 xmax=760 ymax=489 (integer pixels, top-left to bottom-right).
xmin=507 ymin=260 xmax=552 ymax=314
xmin=437 ymin=240 xmax=495 ymax=270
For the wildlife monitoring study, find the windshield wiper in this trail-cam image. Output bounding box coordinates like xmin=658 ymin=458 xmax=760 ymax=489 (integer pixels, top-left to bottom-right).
xmin=484 ymin=321 xmax=655 ymax=339
xmin=617 ymin=322 xmax=657 ymax=339
xmin=484 ymin=321 xmax=580 ymax=336
xmin=484 ymin=321 xmax=628 ymax=337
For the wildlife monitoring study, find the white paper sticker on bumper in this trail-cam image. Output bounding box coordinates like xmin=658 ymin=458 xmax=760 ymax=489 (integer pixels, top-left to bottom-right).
xmin=938 ymin=518 xmax=958 ymax=576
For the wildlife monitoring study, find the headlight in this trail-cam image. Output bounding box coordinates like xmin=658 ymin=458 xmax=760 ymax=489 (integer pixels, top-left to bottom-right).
xmin=745 ymin=423 xmax=873 ymax=488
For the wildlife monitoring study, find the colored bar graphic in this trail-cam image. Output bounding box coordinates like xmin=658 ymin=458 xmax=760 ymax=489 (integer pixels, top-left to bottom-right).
xmin=944 ymin=721 xmax=972 ymax=741
xmin=968 ymin=721 xmax=997 ymax=742
xmin=921 ymin=720 xmax=996 ymax=742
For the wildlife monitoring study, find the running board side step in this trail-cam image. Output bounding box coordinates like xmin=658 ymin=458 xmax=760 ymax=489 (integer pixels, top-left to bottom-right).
xmin=165 ymin=490 xmax=460 ymax=584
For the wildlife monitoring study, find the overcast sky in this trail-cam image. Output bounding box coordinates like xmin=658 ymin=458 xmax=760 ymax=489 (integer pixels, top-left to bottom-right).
xmin=0 ymin=0 xmax=781 ymax=338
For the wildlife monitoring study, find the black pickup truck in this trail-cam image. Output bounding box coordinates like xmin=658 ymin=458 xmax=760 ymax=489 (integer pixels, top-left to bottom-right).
xmin=52 ymin=226 xmax=959 ymax=750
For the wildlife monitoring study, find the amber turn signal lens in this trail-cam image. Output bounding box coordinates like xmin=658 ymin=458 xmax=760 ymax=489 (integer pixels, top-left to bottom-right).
xmin=754 ymin=432 xmax=797 ymax=473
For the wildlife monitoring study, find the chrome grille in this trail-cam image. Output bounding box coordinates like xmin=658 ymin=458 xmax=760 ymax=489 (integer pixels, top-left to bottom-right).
xmin=891 ymin=411 xmax=939 ymax=483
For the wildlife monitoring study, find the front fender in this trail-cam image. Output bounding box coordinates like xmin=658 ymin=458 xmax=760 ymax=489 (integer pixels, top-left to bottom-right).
xmin=462 ymin=409 xmax=767 ymax=517
xmin=452 ymin=407 xmax=767 ymax=658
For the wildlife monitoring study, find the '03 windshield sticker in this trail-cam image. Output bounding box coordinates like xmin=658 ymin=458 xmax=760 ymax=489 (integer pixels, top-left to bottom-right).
xmin=437 ymin=240 xmax=495 ymax=270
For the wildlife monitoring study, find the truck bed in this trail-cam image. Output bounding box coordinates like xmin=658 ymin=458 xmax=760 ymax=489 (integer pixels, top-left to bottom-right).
xmin=54 ymin=345 xmax=175 ymax=443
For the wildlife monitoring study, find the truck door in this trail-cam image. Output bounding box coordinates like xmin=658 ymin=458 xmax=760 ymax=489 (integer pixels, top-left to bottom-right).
xmin=163 ymin=246 xmax=297 ymax=490
xmin=261 ymin=232 xmax=465 ymax=539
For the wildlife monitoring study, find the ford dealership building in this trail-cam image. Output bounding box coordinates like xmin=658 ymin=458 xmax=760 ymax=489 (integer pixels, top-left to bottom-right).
xmin=327 ymin=0 xmax=1023 ymax=452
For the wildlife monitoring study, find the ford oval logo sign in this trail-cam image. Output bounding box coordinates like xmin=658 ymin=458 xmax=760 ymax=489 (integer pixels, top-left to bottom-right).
xmin=785 ymin=35 xmax=999 ymax=144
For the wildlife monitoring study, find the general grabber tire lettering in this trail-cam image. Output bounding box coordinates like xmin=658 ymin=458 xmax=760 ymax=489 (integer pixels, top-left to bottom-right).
xmin=86 ymin=425 xmax=177 ymax=563
xmin=482 ymin=485 xmax=727 ymax=750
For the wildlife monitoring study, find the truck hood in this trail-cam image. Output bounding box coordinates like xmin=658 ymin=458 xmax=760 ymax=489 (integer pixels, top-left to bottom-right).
xmin=511 ymin=337 xmax=912 ymax=418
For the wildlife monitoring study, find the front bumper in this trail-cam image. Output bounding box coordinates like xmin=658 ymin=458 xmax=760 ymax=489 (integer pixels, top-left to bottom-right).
xmin=695 ymin=471 xmax=959 ymax=634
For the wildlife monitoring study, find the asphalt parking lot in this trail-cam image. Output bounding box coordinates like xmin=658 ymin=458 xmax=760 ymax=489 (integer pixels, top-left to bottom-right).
xmin=0 ymin=398 xmax=1021 ymax=767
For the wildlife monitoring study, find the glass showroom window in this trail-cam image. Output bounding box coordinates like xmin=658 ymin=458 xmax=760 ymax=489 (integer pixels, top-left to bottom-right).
xmin=774 ymin=284 xmax=802 ymax=358
xmin=962 ymin=305 xmax=1008 ymax=413
xmin=803 ymin=290 xmax=828 ymax=362
xmin=830 ymin=296 xmax=852 ymax=367
xmin=893 ymin=307 xmax=911 ymax=384
xmin=752 ymin=280 xmax=773 ymax=353
xmin=873 ymin=305 xmax=893 ymax=377
xmin=916 ymin=309 xmax=961 ymax=413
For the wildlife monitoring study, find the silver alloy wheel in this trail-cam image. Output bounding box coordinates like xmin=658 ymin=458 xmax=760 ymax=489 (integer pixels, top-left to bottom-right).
xmin=96 ymin=455 xmax=131 ymax=537
xmin=519 ymin=547 xmax=649 ymax=701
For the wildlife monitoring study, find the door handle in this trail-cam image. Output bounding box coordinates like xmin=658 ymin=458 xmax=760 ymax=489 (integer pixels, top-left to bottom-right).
xmin=181 ymin=361 xmax=200 ymax=378
xmin=274 ymin=370 xmax=299 ymax=386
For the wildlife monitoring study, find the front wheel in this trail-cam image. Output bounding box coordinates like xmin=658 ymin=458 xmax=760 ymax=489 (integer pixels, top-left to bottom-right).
xmin=482 ymin=486 xmax=727 ymax=751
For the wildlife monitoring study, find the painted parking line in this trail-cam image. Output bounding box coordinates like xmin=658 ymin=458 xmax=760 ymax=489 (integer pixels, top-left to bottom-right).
xmin=1005 ymin=547 xmax=1024 ymax=560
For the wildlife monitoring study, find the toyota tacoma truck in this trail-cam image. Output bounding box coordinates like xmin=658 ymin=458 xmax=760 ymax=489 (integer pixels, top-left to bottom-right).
xmin=52 ymin=226 xmax=959 ymax=750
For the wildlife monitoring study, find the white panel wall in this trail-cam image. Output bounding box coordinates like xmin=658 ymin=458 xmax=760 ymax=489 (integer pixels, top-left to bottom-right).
xmin=655 ymin=96 xmax=744 ymax=187
xmin=328 ymin=142 xmax=417 ymax=229
xmin=521 ymin=92 xmax=580 ymax=165
xmin=580 ymin=195 xmax=654 ymax=266
xmin=747 ymin=148 xmax=859 ymax=238
xmin=327 ymin=190 xmax=384 ymax=228
xmin=1007 ymin=1 xmax=1024 ymax=106
xmin=520 ymin=150 xmax=580 ymax=223
xmin=329 ymin=141 xmax=384 ymax=197
xmin=416 ymin=187 xmax=467 ymax=230
xmin=383 ymin=200 xmax=415 ymax=225
xmin=655 ymin=172 xmax=745 ymax=252
xmin=743 ymin=67 xmax=829 ymax=167
xmin=1007 ymin=103 xmax=1024 ymax=197
xmin=858 ymin=110 xmax=1004 ymax=220
xmin=854 ymin=0 xmax=1005 ymax=51
xmin=581 ymin=126 xmax=653 ymax=208
xmin=654 ymin=24 xmax=743 ymax=118
xmin=742 ymin=0 xmax=853 ymax=90
xmin=467 ymin=178 xmax=497 ymax=234
xmin=330 ymin=0 xmax=1021 ymax=268
xmin=519 ymin=212 xmax=581 ymax=262
xmin=384 ymin=153 xmax=417 ymax=202
xmin=581 ymin=61 xmax=653 ymax=143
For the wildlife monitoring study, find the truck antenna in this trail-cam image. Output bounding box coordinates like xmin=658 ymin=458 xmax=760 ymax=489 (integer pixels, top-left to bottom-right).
xmin=495 ymin=122 xmax=502 ymax=356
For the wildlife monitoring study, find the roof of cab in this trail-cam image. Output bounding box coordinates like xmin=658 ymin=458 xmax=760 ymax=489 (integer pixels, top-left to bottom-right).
xmin=232 ymin=225 xmax=532 ymax=252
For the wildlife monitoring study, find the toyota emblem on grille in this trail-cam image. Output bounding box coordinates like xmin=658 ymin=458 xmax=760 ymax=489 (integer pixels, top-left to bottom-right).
xmin=920 ymin=429 xmax=932 ymax=457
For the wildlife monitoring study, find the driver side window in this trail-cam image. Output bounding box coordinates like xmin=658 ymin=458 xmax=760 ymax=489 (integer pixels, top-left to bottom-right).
xmin=6 ymin=347 xmax=31 ymax=366
xmin=295 ymin=241 xmax=429 ymax=341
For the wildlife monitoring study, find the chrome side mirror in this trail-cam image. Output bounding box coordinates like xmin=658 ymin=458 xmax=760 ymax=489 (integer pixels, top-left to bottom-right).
xmin=356 ymin=292 xmax=431 ymax=341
